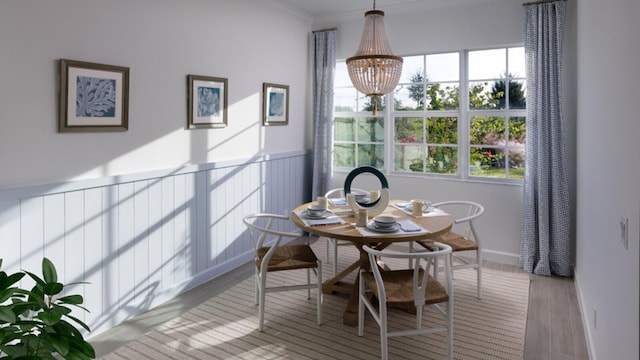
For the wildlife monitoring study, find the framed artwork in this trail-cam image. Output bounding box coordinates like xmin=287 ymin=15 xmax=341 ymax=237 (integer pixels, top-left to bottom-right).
xmin=262 ymin=83 xmax=289 ymax=126
xmin=187 ymin=74 xmax=228 ymax=129
xmin=58 ymin=59 xmax=129 ymax=132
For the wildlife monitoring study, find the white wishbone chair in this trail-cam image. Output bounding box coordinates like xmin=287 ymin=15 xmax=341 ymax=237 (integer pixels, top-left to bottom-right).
xmin=358 ymin=243 xmax=454 ymax=360
xmin=243 ymin=213 xmax=323 ymax=332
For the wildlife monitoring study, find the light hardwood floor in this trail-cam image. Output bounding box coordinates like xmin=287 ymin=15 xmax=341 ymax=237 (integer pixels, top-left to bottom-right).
xmin=90 ymin=251 xmax=590 ymax=359
xmin=483 ymin=261 xmax=590 ymax=360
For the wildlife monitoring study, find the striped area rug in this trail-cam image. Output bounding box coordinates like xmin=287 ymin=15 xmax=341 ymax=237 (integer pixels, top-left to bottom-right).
xmin=98 ymin=242 xmax=530 ymax=360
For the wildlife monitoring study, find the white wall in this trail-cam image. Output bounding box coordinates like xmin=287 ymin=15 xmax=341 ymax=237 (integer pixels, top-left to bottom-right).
xmin=316 ymin=0 xmax=530 ymax=264
xmin=0 ymin=0 xmax=315 ymax=339
xmin=575 ymin=1 xmax=640 ymax=359
xmin=0 ymin=0 xmax=311 ymax=189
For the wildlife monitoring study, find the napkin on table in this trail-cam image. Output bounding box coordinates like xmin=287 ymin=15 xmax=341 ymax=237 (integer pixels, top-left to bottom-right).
xmin=397 ymin=220 xmax=424 ymax=232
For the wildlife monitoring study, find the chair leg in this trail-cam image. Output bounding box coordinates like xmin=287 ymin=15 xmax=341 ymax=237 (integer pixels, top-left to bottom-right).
xmin=258 ymin=272 xmax=267 ymax=332
xmin=450 ymin=253 xmax=455 ymax=280
xmin=446 ymin=300 xmax=453 ymax=360
xmin=333 ymin=239 xmax=339 ymax=276
xmin=325 ymin=237 xmax=331 ymax=264
xmin=306 ymin=268 xmax=311 ymax=299
xmin=358 ymin=272 xmax=365 ymax=336
xmin=380 ymin=307 xmax=389 ymax=360
xmin=477 ymin=251 xmax=483 ymax=300
xmin=254 ymin=267 xmax=259 ymax=305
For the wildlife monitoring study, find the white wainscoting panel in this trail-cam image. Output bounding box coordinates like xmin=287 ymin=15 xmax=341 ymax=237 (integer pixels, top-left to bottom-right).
xmin=0 ymin=151 xmax=311 ymax=336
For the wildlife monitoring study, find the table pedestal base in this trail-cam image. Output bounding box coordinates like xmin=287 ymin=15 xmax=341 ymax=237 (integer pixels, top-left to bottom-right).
xmin=321 ymin=241 xmax=392 ymax=326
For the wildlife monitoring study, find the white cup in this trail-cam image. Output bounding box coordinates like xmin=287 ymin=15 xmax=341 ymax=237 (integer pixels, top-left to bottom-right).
xmin=316 ymin=196 xmax=327 ymax=209
xmin=410 ymin=199 xmax=430 ymax=216
xmin=355 ymin=209 xmax=368 ymax=227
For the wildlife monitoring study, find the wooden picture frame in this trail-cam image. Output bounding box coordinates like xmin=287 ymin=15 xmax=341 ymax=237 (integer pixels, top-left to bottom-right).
xmin=58 ymin=59 xmax=129 ymax=132
xmin=262 ymin=83 xmax=289 ymax=126
xmin=187 ymin=74 xmax=228 ymax=129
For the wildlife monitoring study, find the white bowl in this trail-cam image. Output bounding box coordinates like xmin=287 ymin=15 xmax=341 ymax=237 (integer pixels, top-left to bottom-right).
xmin=373 ymin=215 xmax=396 ymax=228
xmin=307 ymin=204 xmax=325 ymax=216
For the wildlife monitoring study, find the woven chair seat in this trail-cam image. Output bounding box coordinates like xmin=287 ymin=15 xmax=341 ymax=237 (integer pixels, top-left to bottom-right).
xmin=256 ymin=244 xmax=319 ymax=272
xmin=425 ymin=231 xmax=478 ymax=251
xmin=361 ymin=269 xmax=449 ymax=305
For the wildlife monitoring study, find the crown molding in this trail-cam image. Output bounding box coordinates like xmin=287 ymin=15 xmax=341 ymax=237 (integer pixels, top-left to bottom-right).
xmin=312 ymin=0 xmax=513 ymax=25
xmin=256 ymin=0 xmax=314 ymax=24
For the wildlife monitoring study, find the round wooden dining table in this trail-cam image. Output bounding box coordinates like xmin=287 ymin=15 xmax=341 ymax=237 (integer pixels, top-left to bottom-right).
xmin=291 ymin=200 xmax=454 ymax=326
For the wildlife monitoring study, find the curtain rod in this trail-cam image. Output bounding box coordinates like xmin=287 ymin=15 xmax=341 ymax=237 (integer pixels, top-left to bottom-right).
xmin=523 ymin=0 xmax=566 ymax=6
xmin=312 ymin=27 xmax=337 ymax=33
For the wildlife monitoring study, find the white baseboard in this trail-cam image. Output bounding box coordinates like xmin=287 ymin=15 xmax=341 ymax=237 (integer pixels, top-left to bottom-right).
xmin=573 ymin=272 xmax=595 ymax=360
xmin=482 ymin=249 xmax=520 ymax=265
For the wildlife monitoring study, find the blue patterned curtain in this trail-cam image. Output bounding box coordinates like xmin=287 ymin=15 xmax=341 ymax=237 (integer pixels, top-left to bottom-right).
xmin=520 ymin=1 xmax=572 ymax=276
xmin=311 ymin=29 xmax=336 ymax=199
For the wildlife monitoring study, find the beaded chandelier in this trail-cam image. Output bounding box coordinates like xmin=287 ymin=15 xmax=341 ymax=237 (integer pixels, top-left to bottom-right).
xmin=346 ymin=0 xmax=403 ymax=114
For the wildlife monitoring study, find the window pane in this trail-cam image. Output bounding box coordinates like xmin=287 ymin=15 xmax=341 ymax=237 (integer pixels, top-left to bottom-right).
xmin=469 ymin=81 xmax=501 ymax=110
xmin=469 ymin=147 xmax=505 ymax=178
xmin=335 ymin=87 xmax=357 ymax=112
xmin=508 ymin=150 xmax=525 ymax=179
xmin=508 ymin=80 xmax=527 ymax=109
xmin=427 ymin=146 xmax=457 ymax=174
xmin=490 ymin=78 xmax=527 ymax=109
xmin=395 ymin=117 xmax=424 ymax=143
xmin=400 ymin=55 xmax=424 ymax=83
xmin=335 ymin=61 xmax=351 ymax=87
xmin=427 ymin=117 xmax=458 ymax=144
xmin=360 ymin=95 xmax=385 ymax=112
xmin=508 ymin=47 xmax=525 ymax=78
xmin=508 ymin=117 xmax=526 ymax=144
xmin=394 ymin=144 xmax=424 ymax=172
xmin=470 ymin=116 xmax=505 ymax=145
xmin=357 ymin=117 xmax=384 ymax=142
xmin=426 ymin=53 xmax=459 ymax=82
xmin=334 ymin=117 xmax=354 ymax=141
xmin=426 ymin=82 xmax=459 ymax=110
xmin=358 ymin=144 xmax=384 ymax=168
xmin=395 ymin=84 xmax=424 ymax=111
xmin=469 ymin=48 xmax=506 ymax=80
xmin=334 ymin=144 xmax=355 ymax=168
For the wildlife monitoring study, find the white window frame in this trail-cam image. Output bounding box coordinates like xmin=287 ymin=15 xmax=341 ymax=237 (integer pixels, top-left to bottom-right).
xmin=332 ymin=46 xmax=525 ymax=185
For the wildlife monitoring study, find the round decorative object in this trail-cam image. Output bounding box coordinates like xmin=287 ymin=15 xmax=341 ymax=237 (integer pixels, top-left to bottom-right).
xmin=343 ymin=166 xmax=388 ymax=208
xmin=343 ymin=166 xmax=390 ymax=217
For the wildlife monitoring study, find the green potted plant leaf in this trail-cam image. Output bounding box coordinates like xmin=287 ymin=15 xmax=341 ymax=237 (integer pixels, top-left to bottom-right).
xmin=0 ymin=258 xmax=95 ymax=359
